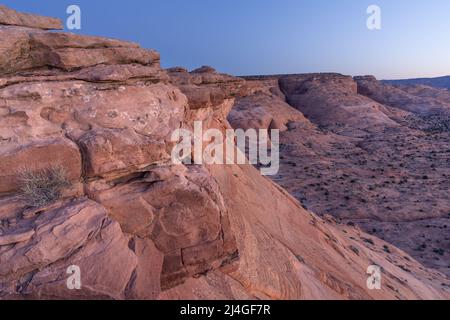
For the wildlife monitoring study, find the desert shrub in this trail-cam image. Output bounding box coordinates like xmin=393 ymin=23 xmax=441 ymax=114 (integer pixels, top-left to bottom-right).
xmin=18 ymin=165 xmax=71 ymax=208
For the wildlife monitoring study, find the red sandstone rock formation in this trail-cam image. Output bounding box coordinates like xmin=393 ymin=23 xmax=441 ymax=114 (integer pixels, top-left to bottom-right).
xmin=230 ymin=73 xmax=450 ymax=279
xmin=0 ymin=6 xmax=448 ymax=300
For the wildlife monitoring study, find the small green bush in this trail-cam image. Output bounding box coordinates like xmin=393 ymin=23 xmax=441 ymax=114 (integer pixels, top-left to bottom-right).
xmin=18 ymin=166 xmax=71 ymax=208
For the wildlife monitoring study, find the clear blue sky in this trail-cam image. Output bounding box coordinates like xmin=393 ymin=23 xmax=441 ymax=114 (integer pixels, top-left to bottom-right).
xmin=3 ymin=0 xmax=450 ymax=79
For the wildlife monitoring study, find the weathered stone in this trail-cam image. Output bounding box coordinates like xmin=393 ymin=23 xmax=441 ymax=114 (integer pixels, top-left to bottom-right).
xmin=0 ymin=27 xmax=38 ymax=75
xmin=0 ymin=229 xmax=34 ymax=246
xmin=0 ymin=198 xmax=136 ymax=299
xmin=0 ymin=5 xmax=448 ymax=301
xmin=0 ymin=5 xmax=62 ymax=30
xmin=78 ymin=129 xmax=169 ymax=178
xmin=125 ymin=238 xmax=164 ymax=300
xmin=0 ymin=27 xmax=160 ymax=75
xmin=44 ymin=47 xmax=159 ymax=71
xmin=86 ymin=165 xmax=237 ymax=290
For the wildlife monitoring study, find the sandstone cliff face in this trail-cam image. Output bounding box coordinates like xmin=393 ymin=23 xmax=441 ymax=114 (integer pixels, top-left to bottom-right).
xmin=0 ymin=7 xmax=448 ymax=300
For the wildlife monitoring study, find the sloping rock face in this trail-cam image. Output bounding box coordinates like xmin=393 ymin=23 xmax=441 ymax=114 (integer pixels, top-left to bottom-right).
xmin=0 ymin=6 xmax=448 ymax=300
xmin=398 ymin=84 xmax=450 ymax=105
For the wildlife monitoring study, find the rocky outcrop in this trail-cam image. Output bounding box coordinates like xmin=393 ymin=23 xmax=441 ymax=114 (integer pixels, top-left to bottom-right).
xmin=85 ymin=165 xmax=237 ymax=290
xmin=230 ymin=76 xmax=312 ymax=132
xmin=167 ymin=66 xmax=247 ymax=133
xmin=0 ymin=5 xmax=62 ymax=30
xmin=277 ymin=74 xmax=400 ymax=133
xmin=0 ymin=6 xmax=448 ymax=300
xmin=162 ymin=163 xmax=449 ymax=299
xmin=0 ymin=138 xmax=81 ymax=193
xmin=355 ymin=75 xmax=450 ymax=114
xmin=0 ymin=198 xmax=137 ymax=299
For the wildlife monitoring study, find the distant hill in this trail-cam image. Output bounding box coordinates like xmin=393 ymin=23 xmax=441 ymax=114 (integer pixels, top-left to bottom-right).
xmin=383 ymin=76 xmax=450 ymax=90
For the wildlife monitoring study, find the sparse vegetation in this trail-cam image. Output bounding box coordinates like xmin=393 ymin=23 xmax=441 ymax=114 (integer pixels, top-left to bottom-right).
xmin=433 ymin=248 xmax=445 ymax=256
xmin=18 ymin=166 xmax=71 ymax=208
